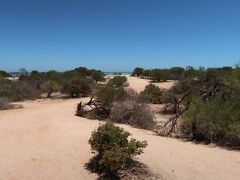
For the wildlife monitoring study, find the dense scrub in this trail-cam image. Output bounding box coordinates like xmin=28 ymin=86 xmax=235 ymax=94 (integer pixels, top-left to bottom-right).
xmin=110 ymin=100 xmax=155 ymax=130
xmin=88 ymin=122 xmax=147 ymax=177
xmin=181 ymin=96 xmax=240 ymax=147
xmin=132 ymin=66 xmax=235 ymax=82
xmin=155 ymin=66 xmax=240 ymax=147
xmin=0 ymin=79 xmax=40 ymax=101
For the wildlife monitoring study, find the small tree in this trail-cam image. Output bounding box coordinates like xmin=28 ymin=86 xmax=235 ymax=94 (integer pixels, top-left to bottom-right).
xmin=132 ymin=67 xmax=144 ymax=77
xmin=41 ymin=80 xmax=61 ymax=98
xmin=90 ymin=71 xmax=105 ymax=83
xmin=88 ymin=122 xmax=147 ymax=176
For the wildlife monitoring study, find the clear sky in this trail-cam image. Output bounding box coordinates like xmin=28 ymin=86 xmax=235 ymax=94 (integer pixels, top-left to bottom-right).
xmin=0 ymin=0 xmax=240 ymax=72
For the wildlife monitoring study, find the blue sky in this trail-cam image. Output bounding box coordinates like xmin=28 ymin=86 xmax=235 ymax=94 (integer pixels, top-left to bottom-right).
xmin=0 ymin=0 xmax=240 ymax=72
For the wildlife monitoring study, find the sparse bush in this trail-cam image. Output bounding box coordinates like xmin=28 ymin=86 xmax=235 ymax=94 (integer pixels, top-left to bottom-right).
xmin=41 ymin=80 xmax=61 ymax=98
xmin=110 ymin=100 xmax=155 ymax=130
xmin=107 ymin=76 xmax=127 ymax=87
xmin=139 ymin=84 xmax=163 ymax=104
xmin=88 ymin=122 xmax=147 ymax=176
xmin=0 ymin=97 xmax=9 ymax=110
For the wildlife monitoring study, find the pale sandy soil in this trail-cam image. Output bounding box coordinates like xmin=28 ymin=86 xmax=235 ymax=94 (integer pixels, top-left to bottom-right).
xmin=0 ymin=77 xmax=239 ymax=180
xmin=127 ymin=76 xmax=176 ymax=93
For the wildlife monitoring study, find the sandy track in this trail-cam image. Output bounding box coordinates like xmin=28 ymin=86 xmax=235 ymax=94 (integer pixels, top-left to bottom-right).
xmin=0 ymin=77 xmax=240 ymax=180
xmin=0 ymin=99 xmax=239 ymax=180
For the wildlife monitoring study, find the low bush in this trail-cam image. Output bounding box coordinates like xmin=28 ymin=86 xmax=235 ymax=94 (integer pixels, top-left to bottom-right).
xmin=107 ymin=76 xmax=127 ymax=87
xmin=139 ymin=84 xmax=163 ymax=104
xmin=0 ymin=97 xmax=9 ymax=110
xmin=110 ymin=100 xmax=155 ymax=130
xmin=88 ymin=122 xmax=147 ymax=176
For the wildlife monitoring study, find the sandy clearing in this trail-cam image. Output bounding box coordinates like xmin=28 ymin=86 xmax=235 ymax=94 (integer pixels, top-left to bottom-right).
xmin=127 ymin=76 xmax=176 ymax=93
xmin=0 ymin=98 xmax=239 ymax=180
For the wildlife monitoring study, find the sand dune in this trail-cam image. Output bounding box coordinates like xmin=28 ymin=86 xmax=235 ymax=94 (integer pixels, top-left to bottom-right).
xmin=0 ymin=77 xmax=239 ymax=180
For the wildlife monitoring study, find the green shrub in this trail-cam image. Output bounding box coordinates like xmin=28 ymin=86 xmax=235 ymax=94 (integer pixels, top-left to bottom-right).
xmin=107 ymin=76 xmax=127 ymax=87
xmin=88 ymin=122 xmax=147 ymax=176
xmin=62 ymin=78 xmax=92 ymax=97
xmin=139 ymin=84 xmax=163 ymax=104
xmin=110 ymin=100 xmax=155 ymax=130
xmin=96 ymin=85 xmax=127 ymax=113
xmin=181 ymin=96 xmax=240 ymax=147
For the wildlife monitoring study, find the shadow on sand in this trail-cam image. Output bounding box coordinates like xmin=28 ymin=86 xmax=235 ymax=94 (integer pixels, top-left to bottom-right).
xmin=84 ymin=155 xmax=159 ymax=180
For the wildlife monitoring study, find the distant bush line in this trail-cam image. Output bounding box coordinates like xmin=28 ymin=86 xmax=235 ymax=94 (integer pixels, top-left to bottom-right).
xmin=0 ymin=67 xmax=105 ymax=108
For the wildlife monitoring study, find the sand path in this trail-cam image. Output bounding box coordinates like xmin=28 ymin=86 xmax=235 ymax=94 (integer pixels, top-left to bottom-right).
xmin=0 ymin=77 xmax=239 ymax=180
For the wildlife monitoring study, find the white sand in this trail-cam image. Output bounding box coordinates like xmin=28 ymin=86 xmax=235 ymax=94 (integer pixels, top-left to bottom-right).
xmin=0 ymin=77 xmax=239 ymax=180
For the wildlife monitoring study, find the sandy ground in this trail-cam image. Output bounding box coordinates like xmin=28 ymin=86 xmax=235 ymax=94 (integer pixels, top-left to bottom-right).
xmin=127 ymin=76 xmax=176 ymax=93
xmin=0 ymin=77 xmax=240 ymax=180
